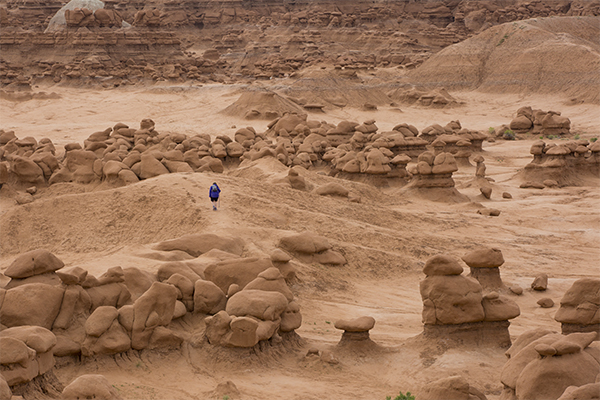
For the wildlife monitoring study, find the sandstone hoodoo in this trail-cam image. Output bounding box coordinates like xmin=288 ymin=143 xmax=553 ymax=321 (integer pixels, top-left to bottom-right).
xmin=509 ymin=107 xmax=572 ymax=137
xmin=500 ymin=330 xmax=600 ymax=400
xmin=0 ymin=243 xmax=303 ymax=357
xmin=1 ymin=0 xmax=598 ymax=398
xmin=554 ymin=278 xmax=600 ymax=336
xmin=520 ymin=139 xmax=600 ymax=187
xmin=461 ymin=247 xmax=506 ymax=290
xmin=419 ymin=253 xmax=520 ymax=348
xmin=334 ymin=316 xmax=376 ymax=346
xmin=0 ymin=115 xmax=496 ymax=194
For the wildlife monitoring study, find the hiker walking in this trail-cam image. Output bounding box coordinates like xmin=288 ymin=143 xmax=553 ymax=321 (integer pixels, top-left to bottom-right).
xmin=209 ymin=182 xmax=221 ymax=210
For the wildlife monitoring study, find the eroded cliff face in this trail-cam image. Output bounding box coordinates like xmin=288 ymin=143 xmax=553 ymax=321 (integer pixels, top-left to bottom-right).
xmin=0 ymin=0 xmax=598 ymax=89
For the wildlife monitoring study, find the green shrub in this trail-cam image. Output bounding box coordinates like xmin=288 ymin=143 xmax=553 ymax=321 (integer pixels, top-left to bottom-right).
xmin=503 ymin=129 xmax=515 ymax=140
xmin=386 ymin=392 xmax=415 ymax=400
xmin=574 ymin=134 xmax=580 ymax=140
xmin=590 ymin=137 xmax=597 ymax=142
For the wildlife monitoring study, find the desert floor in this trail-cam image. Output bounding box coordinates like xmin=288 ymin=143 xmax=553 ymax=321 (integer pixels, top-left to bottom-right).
xmin=0 ymin=78 xmax=599 ymax=399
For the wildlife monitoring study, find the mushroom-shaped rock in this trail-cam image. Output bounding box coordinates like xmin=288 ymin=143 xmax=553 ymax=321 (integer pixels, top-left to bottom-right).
xmin=510 ymin=115 xmax=534 ymax=131
xmin=62 ymin=374 xmax=123 ymax=400
xmin=423 ymin=254 xmax=463 ymax=276
xmin=462 ymin=247 xmax=506 ymax=289
xmin=462 ymin=247 xmax=504 ymax=268
xmin=334 ymin=316 xmax=376 ymax=332
xmin=5 ymin=249 xmax=64 ymax=279
xmin=82 ymin=318 xmax=130 ymax=356
xmin=501 ymin=330 xmax=563 ymax=389
xmin=365 ymin=149 xmax=391 ymax=174
xmin=555 ymin=278 xmax=600 ymax=335
xmin=335 ymin=316 xmax=376 ymax=344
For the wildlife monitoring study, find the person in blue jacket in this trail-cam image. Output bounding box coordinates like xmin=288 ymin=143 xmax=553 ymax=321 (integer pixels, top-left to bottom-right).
xmin=209 ymin=182 xmax=221 ymax=210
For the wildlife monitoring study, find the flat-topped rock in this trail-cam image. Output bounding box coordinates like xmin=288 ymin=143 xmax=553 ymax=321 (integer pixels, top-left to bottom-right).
xmin=334 ymin=316 xmax=375 ymax=332
xmin=5 ymin=249 xmax=64 ymax=279
xmin=423 ymin=254 xmax=463 ymax=276
xmin=462 ymin=247 xmax=504 ymax=268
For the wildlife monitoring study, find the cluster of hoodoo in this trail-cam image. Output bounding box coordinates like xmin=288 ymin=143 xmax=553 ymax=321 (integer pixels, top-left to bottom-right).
xmin=419 ymin=252 xmax=520 ymax=348
xmin=508 ymin=107 xmax=571 ymax=136
xmin=0 ymin=114 xmax=491 ymax=197
xmin=520 ymin=139 xmax=600 ymax=187
xmin=0 ymin=233 xmax=306 ymax=364
xmin=407 ymin=151 xmax=458 ymax=189
xmin=500 ymin=329 xmax=599 ymax=400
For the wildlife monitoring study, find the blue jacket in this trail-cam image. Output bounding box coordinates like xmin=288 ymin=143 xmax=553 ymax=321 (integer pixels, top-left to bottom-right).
xmin=209 ymin=184 xmax=221 ymax=199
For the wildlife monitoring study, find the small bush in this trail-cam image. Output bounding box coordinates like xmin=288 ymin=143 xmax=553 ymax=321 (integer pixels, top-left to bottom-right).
xmin=574 ymin=134 xmax=580 ymax=140
xmin=590 ymin=137 xmax=597 ymax=142
xmin=386 ymin=392 xmax=415 ymax=400
xmin=503 ymin=129 xmax=515 ymax=140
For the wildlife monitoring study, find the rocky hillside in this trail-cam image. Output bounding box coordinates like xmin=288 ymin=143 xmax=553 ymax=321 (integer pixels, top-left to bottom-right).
xmin=0 ymin=1 xmax=597 ymax=85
